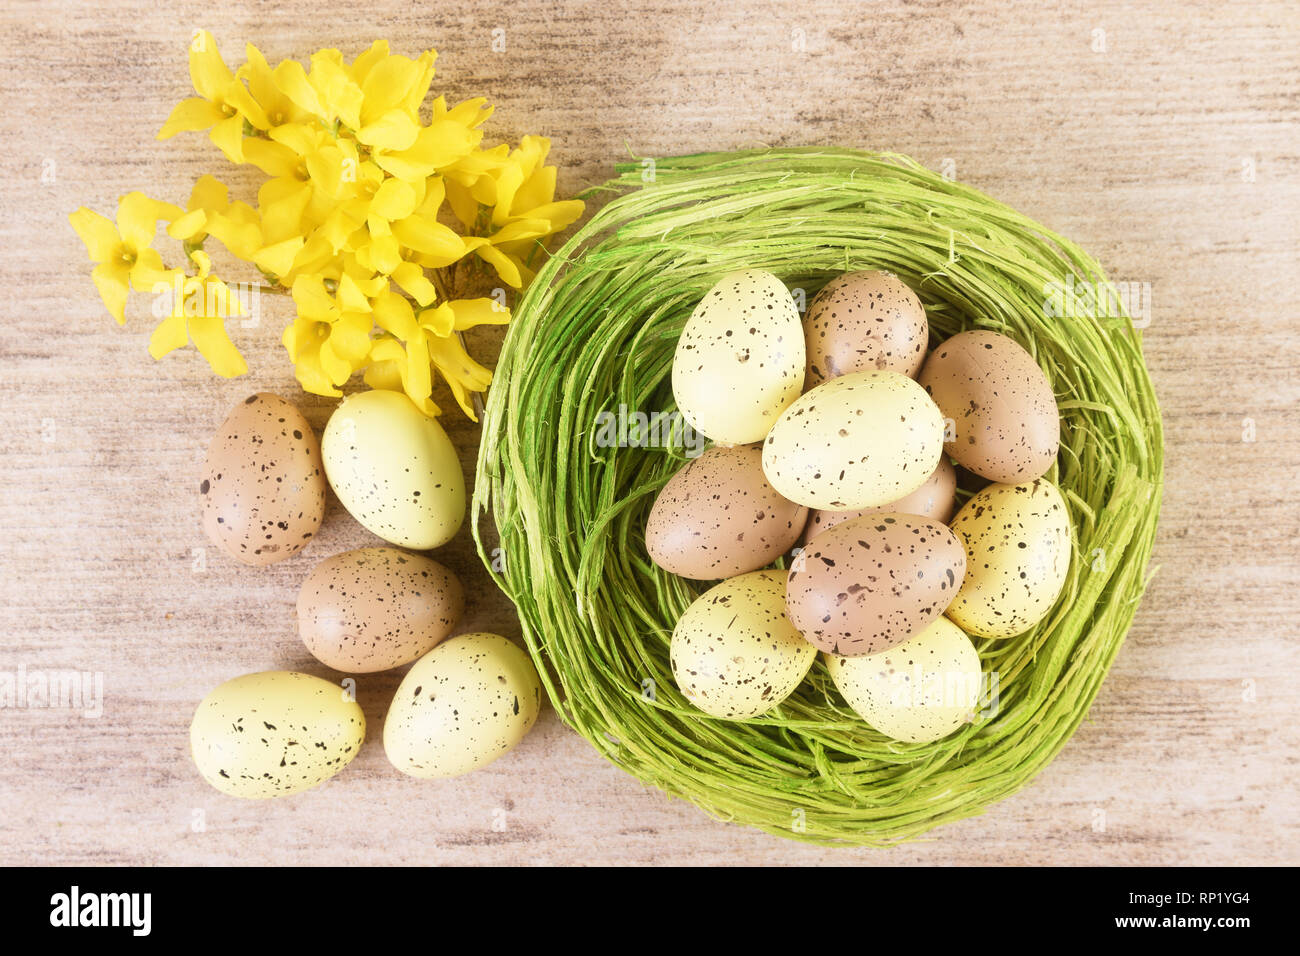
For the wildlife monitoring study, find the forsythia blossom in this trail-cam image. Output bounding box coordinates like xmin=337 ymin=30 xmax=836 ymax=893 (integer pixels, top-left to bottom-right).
xmin=69 ymin=31 xmax=583 ymax=418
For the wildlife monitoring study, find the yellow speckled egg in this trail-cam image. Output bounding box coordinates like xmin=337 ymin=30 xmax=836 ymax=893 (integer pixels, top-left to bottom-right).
xmin=669 ymin=569 xmax=816 ymax=719
xmin=825 ymin=617 xmax=983 ymax=744
xmin=946 ymin=479 xmax=1073 ymax=638
xmin=762 ymin=370 xmax=944 ymax=510
xmin=672 ymin=270 xmax=805 ymax=445
xmin=321 ymin=390 xmax=465 ymax=550
xmin=383 ymin=633 xmax=542 ymax=779
xmin=190 ymin=671 xmax=365 ymax=798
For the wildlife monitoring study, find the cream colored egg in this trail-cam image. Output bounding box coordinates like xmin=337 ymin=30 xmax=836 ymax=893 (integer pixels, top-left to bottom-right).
xmin=946 ymin=479 xmax=1073 ymax=638
xmin=669 ymin=569 xmax=815 ymax=719
xmin=383 ymin=633 xmax=542 ymax=779
xmin=190 ymin=671 xmax=365 ymax=799
xmin=322 ymin=390 xmax=465 ymax=550
xmin=672 ymin=270 xmax=805 ymax=445
xmin=762 ymin=370 xmax=944 ymax=510
xmin=825 ymin=617 xmax=982 ymax=744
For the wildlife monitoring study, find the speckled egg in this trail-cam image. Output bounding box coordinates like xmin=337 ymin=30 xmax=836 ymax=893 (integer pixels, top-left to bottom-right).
xmin=804 ymin=270 xmax=928 ymax=387
xmin=646 ymin=444 xmax=808 ymax=580
xmin=200 ymin=393 xmax=326 ymax=566
xmin=672 ymin=269 xmax=805 ymax=445
xmin=669 ymin=569 xmax=816 ymax=720
xmin=825 ymin=617 xmax=983 ymax=744
xmin=190 ymin=671 xmax=365 ymax=798
xmin=762 ymin=370 xmax=945 ymax=510
xmin=297 ymin=547 xmax=464 ymax=673
xmin=918 ymin=329 xmax=1060 ymax=483
xmin=802 ymin=456 xmax=957 ymax=543
xmin=383 ymin=633 xmax=542 ymax=779
xmin=946 ymin=479 xmax=1073 ymax=638
xmin=787 ymin=514 xmax=965 ymax=656
xmin=321 ymin=390 xmax=465 ymax=550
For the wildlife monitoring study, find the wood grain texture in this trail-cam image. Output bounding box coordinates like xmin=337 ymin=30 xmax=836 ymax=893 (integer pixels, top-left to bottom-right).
xmin=1 ymin=0 xmax=1298 ymax=865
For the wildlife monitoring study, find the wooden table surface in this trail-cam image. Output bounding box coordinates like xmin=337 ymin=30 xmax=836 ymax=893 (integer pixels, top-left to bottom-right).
xmin=1 ymin=0 xmax=1297 ymax=866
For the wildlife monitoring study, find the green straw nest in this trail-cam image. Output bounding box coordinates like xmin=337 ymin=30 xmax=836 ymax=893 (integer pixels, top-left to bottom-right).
xmin=472 ymin=147 xmax=1163 ymax=845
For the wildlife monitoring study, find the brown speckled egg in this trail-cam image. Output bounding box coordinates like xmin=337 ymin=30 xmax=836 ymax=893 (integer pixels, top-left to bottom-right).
xmin=201 ymin=393 xmax=326 ymax=566
xmin=804 ymin=270 xmax=928 ymax=387
xmin=646 ymin=445 xmax=808 ymax=580
xmin=918 ymin=330 xmax=1060 ymax=483
xmin=787 ymin=514 xmax=966 ymax=656
xmin=297 ymin=548 xmax=464 ymax=673
xmin=802 ymin=456 xmax=957 ymax=544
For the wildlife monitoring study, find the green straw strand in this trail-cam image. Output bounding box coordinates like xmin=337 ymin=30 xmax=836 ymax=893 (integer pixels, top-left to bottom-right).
xmin=472 ymin=147 xmax=1164 ymax=846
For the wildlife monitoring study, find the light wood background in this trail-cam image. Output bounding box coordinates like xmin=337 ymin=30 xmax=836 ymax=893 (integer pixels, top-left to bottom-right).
xmin=1 ymin=0 xmax=1297 ymax=866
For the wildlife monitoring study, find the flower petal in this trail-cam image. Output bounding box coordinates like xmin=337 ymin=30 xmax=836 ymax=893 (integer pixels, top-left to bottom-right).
xmin=472 ymin=241 xmax=522 ymax=288
xmin=147 ymin=314 xmax=190 ymax=359
xmin=392 ymin=215 xmax=465 ymax=264
xmin=371 ymin=288 xmax=417 ymax=339
xmin=521 ymin=199 xmax=585 ymax=234
xmin=390 ymin=260 xmax=437 ymax=306
xmin=209 ymin=114 xmax=246 ymax=163
xmin=447 ymin=297 xmax=511 ymax=330
xmin=370 ymin=178 xmax=418 ymax=221
xmin=189 ymin=174 xmax=230 ymax=212
xmin=205 ymin=211 xmax=264 ymax=260
xmin=158 ymin=97 xmax=223 ymax=139
xmin=349 ymin=40 xmax=390 ymax=87
xmin=359 ymin=232 xmax=402 ymax=274
xmin=243 ymin=138 xmax=299 ymax=178
xmin=69 ymin=207 xmax=121 ymax=263
xmin=90 ymin=261 xmax=131 ymax=324
xmin=188 ymin=30 xmax=234 ymax=102
xmin=252 ymin=236 xmax=304 ymax=279
xmin=305 ymin=145 xmax=345 ymax=198
xmin=360 ymin=54 xmax=420 ymax=120
xmin=290 ymin=274 xmax=337 ymax=319
xmin=116 ymin=191 xmax=169 ymax=252
xmin=444 ymin=179 xmax=479 ymax=228
xmin=273 ymin=59 xmax=326 ymax=119
xmin=427 ymin=333 xmax=491 ymax=419
xmin=329 ymin=311 xmax=374 ymax=363
xmin=373 ymin=120 xmax=476 ymax=180
xmin=317 ymin=338 xmax=356 ymax=385
xmin=166 ymin=208 xmax=208 ymax=241
xmin=188 ymin=315 xmax=248 ymax=377
xmin=418 ymin=303 xmax=455 ymax=337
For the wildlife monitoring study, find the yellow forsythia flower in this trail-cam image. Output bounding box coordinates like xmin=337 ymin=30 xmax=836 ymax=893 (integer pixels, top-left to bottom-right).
xmin=69 ymin=193 xmax=181 ymax=323
xmin=70 ymin=33 xmax=584 ymax=418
